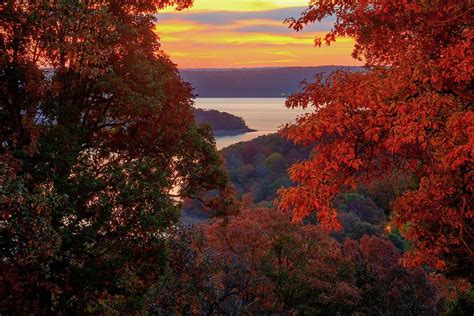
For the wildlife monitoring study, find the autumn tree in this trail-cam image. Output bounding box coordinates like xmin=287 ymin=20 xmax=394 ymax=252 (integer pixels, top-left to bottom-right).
xmin=0 ymin=0 xmax=233 ymax=313
xmin=156 ymin=208 xmax=443 ymax=314
xmin=279 ymin=0 xmax=473 ymax=279
xmin=331 ymin=192 xmax=386 ymax=241
xmin=155 ymin=208 xmax=359 ymax=315
xmin=345 ymin=235 xmax=443 ymax=314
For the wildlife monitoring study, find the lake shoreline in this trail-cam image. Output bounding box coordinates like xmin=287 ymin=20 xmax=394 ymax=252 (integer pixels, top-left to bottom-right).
xmin=213 ymin=128 xmax=257 ymax=136
xmin=195 ymin=98 xmax=309 ymax=149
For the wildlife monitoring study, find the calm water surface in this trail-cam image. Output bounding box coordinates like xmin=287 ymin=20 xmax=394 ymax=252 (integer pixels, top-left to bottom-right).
xmin=194 ymin=98 xmax=309 ymax=149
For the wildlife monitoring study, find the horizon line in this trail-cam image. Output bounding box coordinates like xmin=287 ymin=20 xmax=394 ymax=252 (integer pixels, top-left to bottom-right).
xmin=179 ymin=65 xmax=361 ymax=71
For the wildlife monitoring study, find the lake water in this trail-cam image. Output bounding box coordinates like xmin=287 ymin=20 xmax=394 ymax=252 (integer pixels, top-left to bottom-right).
xmin=194 ymin=98 xmax=309 ymax=149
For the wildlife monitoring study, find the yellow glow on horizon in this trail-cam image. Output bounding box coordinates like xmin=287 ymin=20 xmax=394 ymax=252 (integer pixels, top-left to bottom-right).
xmin=159 ymin=37 xmax=358 ymax=68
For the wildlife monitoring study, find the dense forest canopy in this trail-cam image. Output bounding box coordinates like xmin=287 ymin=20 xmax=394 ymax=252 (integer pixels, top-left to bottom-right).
xmin=1 ymin=0 xmax=473 ymax=314
xmin=156 ymin=208 xmax=444 ymax=315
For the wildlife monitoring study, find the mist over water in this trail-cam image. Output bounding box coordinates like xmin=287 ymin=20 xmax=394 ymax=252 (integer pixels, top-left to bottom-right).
xmin=194 ymin=98 xmax=309 ymax=149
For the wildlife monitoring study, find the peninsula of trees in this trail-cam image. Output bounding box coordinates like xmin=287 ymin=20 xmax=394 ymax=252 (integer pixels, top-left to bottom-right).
xmin=194 ymin=108 xmax=255 ymax=135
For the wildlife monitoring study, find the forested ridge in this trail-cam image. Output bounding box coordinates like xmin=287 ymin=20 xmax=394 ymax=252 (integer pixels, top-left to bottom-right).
xmin=181 ymin=66 xmax=361 ymax=97
xmin=220 ymin=134 xmax=310 ymax=204
xmin=1 ymin=0 xmax=473 ymax=314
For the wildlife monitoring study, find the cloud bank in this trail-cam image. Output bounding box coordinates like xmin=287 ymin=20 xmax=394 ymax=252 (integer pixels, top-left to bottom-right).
xmin=155 ymin=5 xmax=359 ymax=68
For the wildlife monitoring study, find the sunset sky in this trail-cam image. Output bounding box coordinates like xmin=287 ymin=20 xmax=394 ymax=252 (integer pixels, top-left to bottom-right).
xmin=155 ymin=0 xmax=361 ymax=69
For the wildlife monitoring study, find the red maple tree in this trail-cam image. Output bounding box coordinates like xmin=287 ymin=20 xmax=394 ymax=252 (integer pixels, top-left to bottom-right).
xmin=278 ymin=0 xmax=473 ymax=277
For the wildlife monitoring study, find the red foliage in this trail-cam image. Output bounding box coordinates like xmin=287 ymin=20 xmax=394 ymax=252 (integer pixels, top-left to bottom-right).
xmin=157 ymin=209 xmax=443 ymax=314
xmin=279 ymin=0 xmax=473 ymax=276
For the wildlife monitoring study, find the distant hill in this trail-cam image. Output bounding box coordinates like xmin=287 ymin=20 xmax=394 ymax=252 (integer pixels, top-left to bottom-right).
xmin=194 ymin=108 xmax=255 ymax=135
xmin=181 ymin=66 xmax=362 ymax=97
xmin=220 ymin=133 xmax=313 ymax=204
xmin=183 ymin=133 xmax=395 ymax=244
xmin=180 ymin=133 xmax=310 ymax=223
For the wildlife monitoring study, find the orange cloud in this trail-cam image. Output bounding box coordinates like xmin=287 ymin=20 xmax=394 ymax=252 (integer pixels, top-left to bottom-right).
xmin=155 ymin=3 xmax=362 ymax=68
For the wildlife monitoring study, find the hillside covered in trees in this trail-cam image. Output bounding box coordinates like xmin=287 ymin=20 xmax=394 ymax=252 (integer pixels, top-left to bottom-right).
xmin=220 ymin=133 xmax=310 ymax=204
xmin=181 ymin=66 xmax=361 ymax=97
xmin=220 ymin=134 xmax=405 ymax=246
